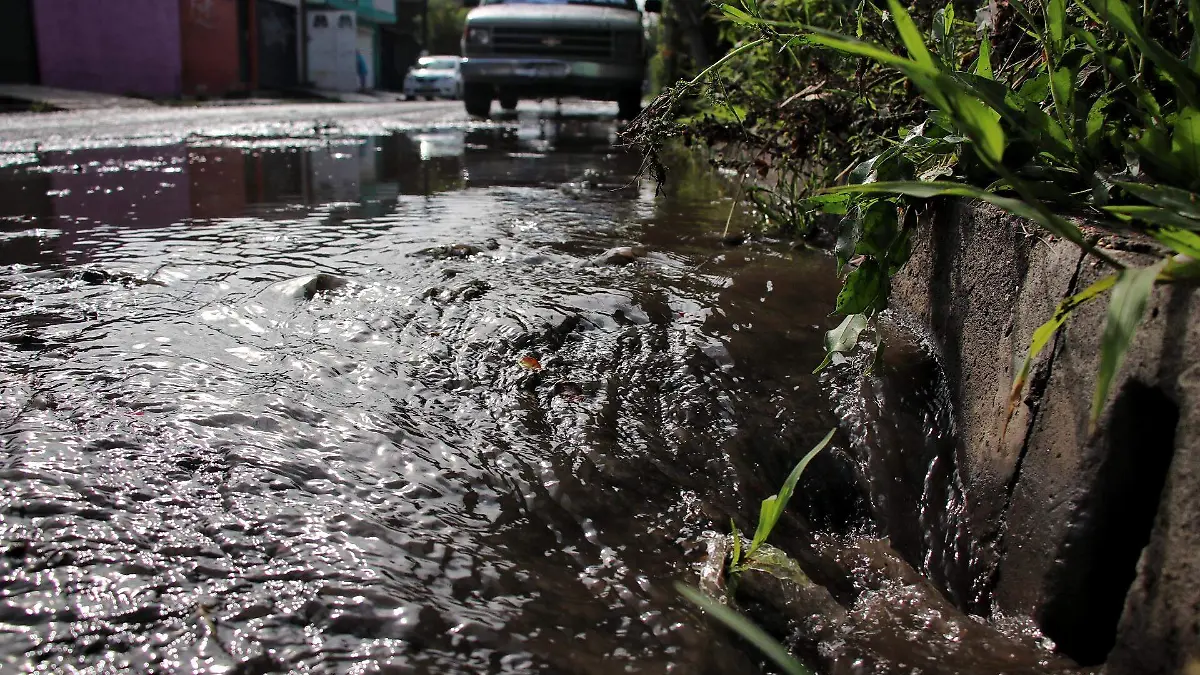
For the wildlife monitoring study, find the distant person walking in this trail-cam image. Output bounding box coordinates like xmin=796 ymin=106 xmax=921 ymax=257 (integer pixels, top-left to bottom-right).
xmin=356 ymin=50 xmax=368 ymax=91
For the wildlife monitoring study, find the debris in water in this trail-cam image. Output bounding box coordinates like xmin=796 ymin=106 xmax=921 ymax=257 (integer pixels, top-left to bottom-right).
xmin=553 ymin=381 xmax=584 ymax=401
xmin=518 ymin=356 xmax=542 ymax=370
xmin=269 ymin=273 xmax=350 ymax=300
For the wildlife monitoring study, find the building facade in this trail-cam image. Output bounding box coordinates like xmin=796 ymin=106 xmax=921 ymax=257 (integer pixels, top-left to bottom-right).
xmin=306 ymin=0 xmax=397 ymax=91
xmin=34 ymin=0 xmax=186 ymax=97
xmin=0 ymin=0 xmax=400 ymax=97
xmin=181 ymin=0 xmax=242 ymax=96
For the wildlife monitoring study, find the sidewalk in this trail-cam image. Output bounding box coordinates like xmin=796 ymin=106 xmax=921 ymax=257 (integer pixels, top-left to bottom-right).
xmin=0 ymin=84 xmax=157 ymax=112
xmin=301 ymin=89 xmax=408 ymax=103
xmin=0 ymin=84 xmax=414 ymax=112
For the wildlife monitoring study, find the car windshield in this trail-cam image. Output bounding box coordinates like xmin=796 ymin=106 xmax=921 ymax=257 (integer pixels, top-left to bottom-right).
xmin=419 ymin=58 xmax=459 ymax=70
xmin=482 ymin=0 xmax=635 ymax=7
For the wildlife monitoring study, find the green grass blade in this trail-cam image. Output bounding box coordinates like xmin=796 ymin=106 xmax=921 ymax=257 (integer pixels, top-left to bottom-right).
xmin=1004 ymin=274 xmax=1117 ymax=436
xmin=975 ymin=32 xmax=994 ymax=79
xmin=749 ymin=496 xmax=779 ymax=556
xmin=825 ymin=181 xmax=1087 ymax=247
xmin=748 ymin=428 xmax=836 ymax=557
xmin=887 ymin=0 xmax=936 ymax=69
xmin=951 ymin=89 xmax=1006 ymax=163
xmin=1119 ymin=182 xmax=1200 ymax=219
xmin=1085 ymin=95 xmax=1113 ymax=151
xmin=730 ymin=519 xmax=743 ymax=570
xmin=1092 ymin=260 xmax=1167 ymax=429
xmin=719 ymin=3 xmax=758 ymax=25
xmin=1047 ymin=0 xmax=1068 ymax=55
xmin=802 ymin=31 xmax=929 ymax=73
xmin=1104 ymin=204 xmax=1200 ymax=230
xmin=1171 ymin=107 xmax=1200 ymax=181
xmin=1146 ymin=226 xmax=1200 ymax=257
xmin=1050 ymin=66 xmax=1077 ymax=151
xmin=676 ymin=584 xmax=814 ymax=675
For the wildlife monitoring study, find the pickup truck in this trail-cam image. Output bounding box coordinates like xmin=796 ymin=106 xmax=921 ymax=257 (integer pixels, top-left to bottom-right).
xmin=459 ymin=0 xmax=661 ymax=119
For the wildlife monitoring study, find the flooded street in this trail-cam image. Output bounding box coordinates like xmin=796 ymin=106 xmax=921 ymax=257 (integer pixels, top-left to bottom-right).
xmin=0 ymin=103 xmax=1062 ymax=674
xmin=0 ymin=103 xmax=850 ymax=673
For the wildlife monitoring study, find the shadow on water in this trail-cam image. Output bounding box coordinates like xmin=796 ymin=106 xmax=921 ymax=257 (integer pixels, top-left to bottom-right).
xmin=0 ymin=111 xmax=1070 ymax=673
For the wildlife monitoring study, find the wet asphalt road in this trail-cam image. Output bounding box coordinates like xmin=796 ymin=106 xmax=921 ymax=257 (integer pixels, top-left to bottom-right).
xmin=0 ymin=98 xmax=830 ymax=673
xmin=0 ymin=100 xmax=572 ymax=155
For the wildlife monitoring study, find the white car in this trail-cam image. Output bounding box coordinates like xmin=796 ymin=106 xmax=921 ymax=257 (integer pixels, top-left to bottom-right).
xmin=403 ymin=56 xmax=463 ymax=100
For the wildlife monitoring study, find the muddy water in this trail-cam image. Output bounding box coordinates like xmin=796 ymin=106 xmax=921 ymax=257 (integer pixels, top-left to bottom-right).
xmin=0 ymin=112 xmax=1045 ymax=674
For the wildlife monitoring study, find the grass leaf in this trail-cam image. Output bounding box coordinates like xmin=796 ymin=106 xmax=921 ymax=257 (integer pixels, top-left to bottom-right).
xmin=1119 ymin=182 xmax=1200 ymax=220
xmin=719 ymin=3 xmax=758 ymax=25
xmin=1171 ymin=107 xmax=1200 ymax=182
xmin=747 ymin=428 xmax=836 ymax=557
xmin=1050 ymin=67 xmax=1077 ymax=146
xmin=814 ymin=314 xmax=868 ymax=372
xmin=1146 ymin=226 xmax=1200 ymax=257
xmin=1104 ymin=204 xmax=1200 ymax=230
xmin=835 ymin=259 xmax=889 ymax=315
xmin=826 ymin=181 xmax=1088 ymax=248
xmin=1085 ymin=95 xmax=1113 ymax=152
xmin=730 ymin=519 xmax=743 ymax=570
xmin=1004 ymin=274 xmax=1117 ymax=435
xmin=801 ymin=31 xmax=928 ymax=73
xmin=749 ymin=496 xmax=778 ymax=557
xmin=1047 ymin=0 xmax=1068 ymax=55
xmin=676 ymin=584 xmax=814 ymax=675
xmin=951 ymin=89 xmax=1006 ymax=164
xmin=1092 ymin=260 xmax=1167 ymax=429
xmin=975 ymin=31 xmax=994 ymax=79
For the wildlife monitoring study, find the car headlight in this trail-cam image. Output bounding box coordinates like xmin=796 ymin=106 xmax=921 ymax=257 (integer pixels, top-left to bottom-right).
xmin=465 ymin=26 xmax=491 ymax=46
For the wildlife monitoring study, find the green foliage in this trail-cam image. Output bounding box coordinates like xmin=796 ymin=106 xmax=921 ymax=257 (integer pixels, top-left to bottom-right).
xmin=424 ymin=0 xmax=468 ymax=55
xmin=728 ymin=428 xmax=834 ymax=572
xmin=814 ymin=313 xmax=868 ymax=372
xmin=627 ymin=0 xmax=1200 ymax=427
xmin=1094 ymin=260 xmax=1168 ymax=425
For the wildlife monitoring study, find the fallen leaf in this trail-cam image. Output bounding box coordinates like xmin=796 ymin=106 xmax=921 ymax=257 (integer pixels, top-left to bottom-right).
xmin=518 ymin=356 xmax=542 ymax=370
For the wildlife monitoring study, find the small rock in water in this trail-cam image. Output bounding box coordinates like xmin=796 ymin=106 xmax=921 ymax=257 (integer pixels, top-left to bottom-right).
xmin=585 ymin=246 xmax=647 ymax=267
xmin=74 ymin=267 xmax=166 ymax=287
xmin=417 ymin=243 xmax=484 ymax=260
xmin=721 ymin=231 xmax=748 ymax=247
xmin=270 ymin=273 xmax=350 ymax=300
xmin=552 ymin=381 xmax=584 ymax=400
xmin=78 ymin=269 xmax=110 ymax=285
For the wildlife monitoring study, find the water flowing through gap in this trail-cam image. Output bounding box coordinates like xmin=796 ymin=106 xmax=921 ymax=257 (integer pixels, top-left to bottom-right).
xmin=0 ymin=112 xmax=1056 ymax=674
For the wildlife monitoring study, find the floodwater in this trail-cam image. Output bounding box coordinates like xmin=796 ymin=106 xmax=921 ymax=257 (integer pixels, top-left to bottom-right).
xmin=0 ymin=110 xmax=1064 ymax=674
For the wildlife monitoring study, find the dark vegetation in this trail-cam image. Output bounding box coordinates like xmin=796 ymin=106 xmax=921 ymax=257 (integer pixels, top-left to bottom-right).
xmin=629 ymin=0 xmax=1200 ymax=667
xmin=626 ymin=0 xmax=1200 ymax=429
xmin=425 ymin=0 xmax=469 ymax=55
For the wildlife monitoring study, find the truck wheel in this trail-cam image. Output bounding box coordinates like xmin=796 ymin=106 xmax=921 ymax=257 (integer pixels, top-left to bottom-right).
xmin=464 ymin=84 xmax=492 ymax=117
xmin=617 ymin=88 xmax=643 ymax=119
xmin=499 ymin=93 xmax=519 ymax=111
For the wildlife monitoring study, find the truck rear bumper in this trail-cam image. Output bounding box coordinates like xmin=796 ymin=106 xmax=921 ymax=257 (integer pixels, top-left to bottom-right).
xmin=461 ymin=58 xmax=643 ymax=98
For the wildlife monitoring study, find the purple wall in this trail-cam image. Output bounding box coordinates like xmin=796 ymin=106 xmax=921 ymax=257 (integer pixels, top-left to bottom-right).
xmin=34 ymin=0 xmax=183 ymax=97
